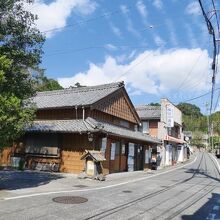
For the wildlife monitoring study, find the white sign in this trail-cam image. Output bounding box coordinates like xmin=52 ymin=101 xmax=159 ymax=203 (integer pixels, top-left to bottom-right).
xmin=101 ymin=138 xmax=107 ymax=154
xmin=121 ymin=144 xmax=126 ymax=154
xmin=128 ymin=143 xmax=135 ymax=156
xmin=167 ymin=105 xmax=174 ymax=127
xmin=128 ymin=156 xmax=134 ymax=165
xmin=110 ymin=143 xmax=116 ymax=160
xmin=128 ymin=143 xmax=134 ymax=171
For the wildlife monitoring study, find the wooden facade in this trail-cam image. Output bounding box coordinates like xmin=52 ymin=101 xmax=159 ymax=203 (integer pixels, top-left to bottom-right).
xmin=92 ymin=89 xmax=139 ymax=124
xmin=149 ymin=120 xmax=159 ymax=138
xmin=1 ymin=84 xmax=159 ymax=174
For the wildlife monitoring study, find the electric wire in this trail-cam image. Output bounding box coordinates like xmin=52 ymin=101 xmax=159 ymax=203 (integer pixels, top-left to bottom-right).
xmin=113 ymin=51 xmax=154 ymax=82
xmin=41 ymin=7 xmax=133 ymax=35
xmin=198 ymin=0 xmax=217 ymax=115
xmin=181 ymin=86 xmax=220 ymax=103
xmin=213 ymin=45 xmax=220 ymax=110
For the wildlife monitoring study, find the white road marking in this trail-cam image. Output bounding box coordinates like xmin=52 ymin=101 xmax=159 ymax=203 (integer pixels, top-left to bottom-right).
xmin=3 ymin=156 xmax=197 ymax=201
xmin=213 ymin=206 xmax=220 ymax=211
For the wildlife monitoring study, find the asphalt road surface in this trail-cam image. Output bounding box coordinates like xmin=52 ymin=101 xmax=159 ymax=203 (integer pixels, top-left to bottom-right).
xmin=0 ymin=152 xmax=220 ymax=220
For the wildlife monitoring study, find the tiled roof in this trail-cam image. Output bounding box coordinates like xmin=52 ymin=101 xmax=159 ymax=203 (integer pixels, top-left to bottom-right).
xmin=28 ymin=117 xmax=161 ymax=144
xmin=27 ymin=119 xmax=94 ymax=133
xmin=32 ymin=82 xmax=124 ymax=109
xmin=81 ymin=150 xmax=106 ymax=161
xmin=86 ymin=117 xmax=162 ymax=144
xmin=136 ymin=105 xmax=161 ymax=120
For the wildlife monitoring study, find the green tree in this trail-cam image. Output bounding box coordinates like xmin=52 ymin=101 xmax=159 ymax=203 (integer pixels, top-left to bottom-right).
xmin=191 ymin=131 xmax=206 ymax=148
xmin=0 ymin=0 xmax=45 ymax=147
xmin=148 ymin=102 xmax=160 ymax=106
xmin=177 ymin=103 xmax=203 ymax=118
xmin=34 ymin=69 xmax=63 ymax=92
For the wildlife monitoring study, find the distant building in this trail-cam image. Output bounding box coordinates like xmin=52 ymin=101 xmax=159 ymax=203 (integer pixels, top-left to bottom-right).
xmin=136 ymin=98 xmax=186 ymax=168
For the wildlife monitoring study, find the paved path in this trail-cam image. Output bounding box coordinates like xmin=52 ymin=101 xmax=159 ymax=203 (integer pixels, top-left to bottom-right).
xmin=0 ymin=152 xmax=219 ymax=220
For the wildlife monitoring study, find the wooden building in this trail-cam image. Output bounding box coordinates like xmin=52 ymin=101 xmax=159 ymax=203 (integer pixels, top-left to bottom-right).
xmin=1 ymin=82 xmax=161 ymax=174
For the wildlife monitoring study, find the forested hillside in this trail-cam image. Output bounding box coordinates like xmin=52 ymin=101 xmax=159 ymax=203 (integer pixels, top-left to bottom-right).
xmin=177 ymin=103 xmax=220 ymax=147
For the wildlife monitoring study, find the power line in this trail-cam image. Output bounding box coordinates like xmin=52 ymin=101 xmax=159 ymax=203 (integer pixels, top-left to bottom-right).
xmin=41 ymin=7 xmax=132 ymax=35
xmin=198 ymin=0 xmax=217 ymax=115
xmin=214 ymin=45 xmax=220 ymax=111
xmin=181 ymin=86 xmax=220 ymax=103
xmin=113 ymin=51 xmax=154 ymax=82
xmin=45 ymin=45 xmax=148 ymax=57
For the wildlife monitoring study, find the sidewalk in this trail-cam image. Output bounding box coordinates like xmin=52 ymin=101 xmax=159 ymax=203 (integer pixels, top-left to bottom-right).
xmin=0 ymin=155 xmax=196 ymax=200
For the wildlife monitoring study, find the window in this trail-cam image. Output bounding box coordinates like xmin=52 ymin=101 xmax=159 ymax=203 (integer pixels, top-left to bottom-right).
xmin=120 ymin=120 xmax=130 ymax=128
xmin=142 ymin=121 xmax=149 ymax=134
xmin=25 ymin=134 xmax=59 ymax=156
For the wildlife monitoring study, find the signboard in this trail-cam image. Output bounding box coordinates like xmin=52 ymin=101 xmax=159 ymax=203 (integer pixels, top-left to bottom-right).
xmin=166 ymin=104 xmax=174 ymax=127
xmin=110 ymin=143 xmax=116 ymax=160
xmin=86 ymin=160 xmax=95 ymax=176
xmin=128 ymin=143 xmax=135 ymax=156
xmin=128 ymin=143 xmax=135 ymax=171
xmin=121 ymin=144 xmax=126 ymax=155
xmin=101 ymin=138 xmax=107 ymax=154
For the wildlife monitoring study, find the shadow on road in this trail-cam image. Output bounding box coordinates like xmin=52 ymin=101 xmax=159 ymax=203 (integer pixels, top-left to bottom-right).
xmin=0 ymin=170 xmax=63 ymax=190
xmin=184 ymin=168 xmax=220 ymax=182
xmin=182 ymin=193 xmax=220 ymax=220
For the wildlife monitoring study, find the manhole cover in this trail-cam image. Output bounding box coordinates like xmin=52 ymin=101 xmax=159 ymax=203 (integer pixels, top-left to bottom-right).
xmin=74 ymin=185 xmax=88 ymax=188
xmin=122 ymin=190 xmax=132 ymax=193
xmin=52 ymin=196 xmax=88 ymax=204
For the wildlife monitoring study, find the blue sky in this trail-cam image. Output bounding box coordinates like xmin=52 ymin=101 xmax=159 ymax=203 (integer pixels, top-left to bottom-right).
xmin=27 ymin=0 xmax=219 ymax=113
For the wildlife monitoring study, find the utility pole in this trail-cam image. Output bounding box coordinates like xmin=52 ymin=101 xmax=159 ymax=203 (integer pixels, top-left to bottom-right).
xmin=205 ymin=102 xmax=210 ymax=150
xmin=211 ymin=122 xmax=214 ymax=152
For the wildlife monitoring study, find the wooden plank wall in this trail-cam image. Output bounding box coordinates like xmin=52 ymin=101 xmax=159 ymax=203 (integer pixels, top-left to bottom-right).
xmin=0 ymin=142 xmax=25 ymax=166
xmin=36 ymin=108 xmax=90 ymax=120
xmin=101 ymin=138 xmax=111 ymax=175
xmin=93 ymin=90 xmax=138 ymax=124
xmin=60 ymin=133 xmax=99 ymax=173
xmin=149 ymin=120 xmax=159 ymax=138
xmin=90 ymin=110 xmax=135 ymax=130
xmin=0 ymin=147 xmax=12 ymax=166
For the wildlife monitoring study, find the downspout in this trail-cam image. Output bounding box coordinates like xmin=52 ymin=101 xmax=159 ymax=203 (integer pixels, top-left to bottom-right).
xmin=82 ymin=106 xmax=85 ymax=121
xmin=75 ymin=106 xmax=78 ymax=119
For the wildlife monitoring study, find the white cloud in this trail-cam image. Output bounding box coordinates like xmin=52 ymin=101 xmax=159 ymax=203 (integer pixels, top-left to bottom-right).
xmin=136 ymin=1 xmax=147 ymax=18
xmin=58 ymin=48 xmax=211 ymax=97
xmin=186 ymin=1 xmax=201 ymax=16
xmin=154 ymin=35 xmax=166 ymax=47
xmin=27 ymin=0 xmax=97 ymax=38
xmin=153 ymin=0 xmax=163 ymax=10
xmin=120 ymin=5 xmax=129 ymax=15
xmin=184 ymin=23 xmax=198 ymax=48
xmin=116 ymin=50 xmax=137 ymax=63
xmin=105 ymin=44 xmax=117 ymax=51
xmin=109 ymin=22 xmax=122 ymax=37
xmin=120 ymin=4 xmax=141 ymax=38
xmin=165 ymin=19 xmax=178 ymax=47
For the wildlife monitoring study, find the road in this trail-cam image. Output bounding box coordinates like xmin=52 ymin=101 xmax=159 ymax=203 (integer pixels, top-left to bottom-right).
xmin=0 ymin=152 xmax=220 ymax=220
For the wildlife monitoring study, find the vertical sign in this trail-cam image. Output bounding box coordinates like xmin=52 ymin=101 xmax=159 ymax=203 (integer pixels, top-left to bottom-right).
xmin=101 ymin=137 xmax=107 ymax=155
xmin=166 ymin=104 xmax=174 ymax=127
xmin=110 ymin=143 xmax=116 ymax=160
xmin=128 ymin=143 xmax=134 ymax=171
xmin=121 ymin=144 xmax=126 ymax=155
